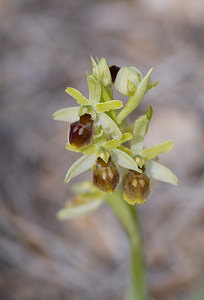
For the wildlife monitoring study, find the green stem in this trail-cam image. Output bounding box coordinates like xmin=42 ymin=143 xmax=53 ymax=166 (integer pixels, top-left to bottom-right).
xmin=106 ymin=191 xmax=147 ymax=300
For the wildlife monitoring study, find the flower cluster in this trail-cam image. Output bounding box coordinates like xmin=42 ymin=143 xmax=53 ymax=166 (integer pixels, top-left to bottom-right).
xmin=53 ymin=57 xmax=178 ymax=220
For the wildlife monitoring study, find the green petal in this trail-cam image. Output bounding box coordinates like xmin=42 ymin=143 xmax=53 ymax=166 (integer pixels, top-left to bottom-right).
xmin=96 ymin=113 xmax=122 ymax=139
xmin=66 ymin=143 xmax=97 ymax=155
xmin=145 ymin=160 xmax=178 ymax=185
xmin=64 ymin=154 xmax=95 ymax=183
xmin=141 ymin=140 xmax=174 ymax=160
xmin=117 ymin=68 xmax=153 ymax=124
xmin=52 ymin=106 xmax=80 ymax=122
xmin=65 ymin=87 xmax=89 ymax=106
xmin=98 ymin=57 xmax=111 ymax=86
xmin=104 ymin=132 xmax=132 ymax=151
xmin=57 ymin=197 xmax=103 ymax=220
xmin=87 ymin=74 xmax=101 ymax=105
xmin=95 ymin=100 xmax=123 ymax=113
xmin=112 ymin=149 xmax=141 ymax=172
xmin=130 ymin=106 xmax=153 ymax=153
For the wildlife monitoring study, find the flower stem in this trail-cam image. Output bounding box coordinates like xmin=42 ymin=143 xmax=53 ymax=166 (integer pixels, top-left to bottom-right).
xmin=106 ymin=191 xmax=147 ymax=300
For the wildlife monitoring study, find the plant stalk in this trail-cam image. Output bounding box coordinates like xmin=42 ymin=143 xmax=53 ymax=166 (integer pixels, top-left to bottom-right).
xmin=106 ymin=191 xmax=147 ymax=300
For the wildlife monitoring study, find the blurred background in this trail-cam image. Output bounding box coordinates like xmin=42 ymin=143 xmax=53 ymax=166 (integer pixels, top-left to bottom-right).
xmin=0 ymin=0 xmax=204 ymax=299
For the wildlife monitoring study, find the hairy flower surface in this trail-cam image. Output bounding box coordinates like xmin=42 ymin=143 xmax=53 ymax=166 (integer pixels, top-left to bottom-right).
xmin=53 ymin=57 xmax=178 ymax=219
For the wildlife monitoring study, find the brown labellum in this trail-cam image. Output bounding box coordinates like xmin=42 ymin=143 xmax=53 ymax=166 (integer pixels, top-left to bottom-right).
xmin=69 ymin=114 xmax=94 ymax=148
xmin=109 ymin=65 xmax=121 ymax=83
xmin=122 ymin=170 xmax=151 ymax=205
xmin=92 ymin=157 xmax=120 ymax=193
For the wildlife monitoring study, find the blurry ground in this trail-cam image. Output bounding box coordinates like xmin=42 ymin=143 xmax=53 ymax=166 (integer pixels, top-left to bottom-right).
xmin=0 ymin=0 xmax=204 ymax=299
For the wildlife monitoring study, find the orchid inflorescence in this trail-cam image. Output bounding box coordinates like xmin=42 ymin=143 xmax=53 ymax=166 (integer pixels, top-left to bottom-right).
xmin=53 ymin=57 xmax=178 ymax=220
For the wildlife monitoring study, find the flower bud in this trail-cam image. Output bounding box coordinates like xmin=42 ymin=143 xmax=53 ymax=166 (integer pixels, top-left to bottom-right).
xmin=92 ymin=157 xmax=120 ymax=193
xmin=122 ymin=170 xmax=151 ymax=205
xmin=109 ymin=65 xmax=121 ymax=83
xmin=69 ymin=114 xmax=94 ymax=148
xmin=114 ymin=66 xmax=142 ymax=96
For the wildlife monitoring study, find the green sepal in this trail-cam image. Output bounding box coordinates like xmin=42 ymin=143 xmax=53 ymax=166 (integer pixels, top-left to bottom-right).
xmin=95 ymin=100 xmax=123 ymax=113
xmin=130 ymin=106 xmax=153 ymax=153
xmin=65 ymin=87 xmax=89 ymax=106
xmin=112 ymin=149 xmax=142 ymax=173
xmin=52 ymin=106 xmax=80 ymax=122
xmin=96 ymin=113 xmax=122 ymax=139
xmin=145 ymin=160 xmax=178 ymax=185
xmin=141 ymin=140 xmax=174 ymax=160
xmin=64 ymin=154 xmax=95 ymax=183
xmin=87 ymin=74 xmax=101 ymax=105
xmin=117 ymin=68 xmax=153 ymax=124
xmin=98 ymin=57 xmax=112 ymax=86
xmin=91 ymin=56 xmax=99 ymax=80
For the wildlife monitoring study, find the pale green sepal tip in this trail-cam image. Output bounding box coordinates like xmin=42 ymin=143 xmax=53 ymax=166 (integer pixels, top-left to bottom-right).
xmin=141 ymin=140 xmax=174 ymax=160
xmin=145 ymin=160 xmax=178 ymax=185
xmin=87 ymin=74 xmax=101 ymax=105
xmin=112 ymin=148 xmax=142 ymax=173
xmin=64 ymin=154 xmax=95 ymax=183
xmin=52 ymin=106 xmax=80 ymax=122
xmin=117 ymin=68 xmax=154 ymax=124
xmin=57 ymin=199 xmax=103 ymax=220
xmin=65 ymin=87 xmax=89 ymax=106
xmin=95 ymin=100 xmax=123 ymax=113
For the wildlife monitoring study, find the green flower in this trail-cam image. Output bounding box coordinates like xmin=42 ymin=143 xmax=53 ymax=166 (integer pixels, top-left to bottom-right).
xmin=52 ymin=74 xmax=123 ymax=140
xmin=52 ymin=57 xmax=178 ymax=219
xmin=121 ymin=106 xmax=178 ymax=205
xmin=64 ymin=132 xmax=142 ymax=185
